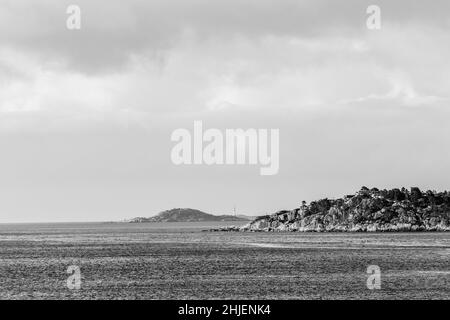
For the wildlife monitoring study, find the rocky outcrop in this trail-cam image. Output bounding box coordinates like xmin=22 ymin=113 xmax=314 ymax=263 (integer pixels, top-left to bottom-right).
xmin=239 ymin=187 xmax=450 ymax=232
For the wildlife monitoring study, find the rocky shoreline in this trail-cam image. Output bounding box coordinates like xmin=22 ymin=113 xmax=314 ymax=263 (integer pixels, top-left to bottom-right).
xmin=211 ymin=187 xmax=450 ymax=232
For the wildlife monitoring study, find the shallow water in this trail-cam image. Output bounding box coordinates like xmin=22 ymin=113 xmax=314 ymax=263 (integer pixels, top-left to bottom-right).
xmin=0 ymin=222 xmax=448 ymax=299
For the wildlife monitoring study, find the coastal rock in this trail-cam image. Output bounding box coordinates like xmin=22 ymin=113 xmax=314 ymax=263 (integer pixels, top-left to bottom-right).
xmin=240 ymin=187 xmax=450 ymax=233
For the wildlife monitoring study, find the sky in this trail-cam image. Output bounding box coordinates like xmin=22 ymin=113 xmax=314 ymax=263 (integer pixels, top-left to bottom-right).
xmin=1 ymin=0 xmax=450 ymax=222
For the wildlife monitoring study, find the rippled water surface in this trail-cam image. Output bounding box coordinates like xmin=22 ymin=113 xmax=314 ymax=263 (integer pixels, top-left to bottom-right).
xmin=0 ymin=222 xmax=448 ymax=299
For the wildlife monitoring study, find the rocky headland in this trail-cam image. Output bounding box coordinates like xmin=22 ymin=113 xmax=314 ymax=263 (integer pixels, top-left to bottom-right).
xmin=219 ymin=187 xmax=450 ymax=232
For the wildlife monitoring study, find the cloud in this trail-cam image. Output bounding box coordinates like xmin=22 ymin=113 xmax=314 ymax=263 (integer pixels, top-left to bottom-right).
xmin=2 ymin=23 xmax=450 ymax=132
xmin=1 ymin=0 xmax=450 ymax=73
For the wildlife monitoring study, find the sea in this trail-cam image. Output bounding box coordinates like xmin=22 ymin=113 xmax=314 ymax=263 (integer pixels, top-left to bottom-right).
xmin=0 ymin=222 xmax=448 ymax=300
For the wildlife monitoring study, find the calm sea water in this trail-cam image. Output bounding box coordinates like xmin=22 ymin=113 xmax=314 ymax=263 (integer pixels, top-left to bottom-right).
xmin=0 ymin=222 xmax=448 ymax=300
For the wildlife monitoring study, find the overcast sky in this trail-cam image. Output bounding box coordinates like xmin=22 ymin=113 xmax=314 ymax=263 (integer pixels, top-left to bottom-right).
xmin=1 ymin=0 xmax=450 ymax=222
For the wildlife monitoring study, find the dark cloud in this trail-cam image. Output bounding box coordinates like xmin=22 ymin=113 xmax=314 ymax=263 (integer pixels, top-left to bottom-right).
xmin=1 ymin=0 xmax=449 ymax=73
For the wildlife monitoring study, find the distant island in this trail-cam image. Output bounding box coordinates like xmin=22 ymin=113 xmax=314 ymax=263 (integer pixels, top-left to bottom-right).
xmin=215 ymin=187 xmax=450 ymax=232
xmin=126 ymin=208 xmax=251 ymax=223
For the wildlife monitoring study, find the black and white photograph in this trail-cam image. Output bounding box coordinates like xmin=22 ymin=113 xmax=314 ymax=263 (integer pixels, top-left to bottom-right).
xmin=0 ymin=0 xmax=449 ymax=310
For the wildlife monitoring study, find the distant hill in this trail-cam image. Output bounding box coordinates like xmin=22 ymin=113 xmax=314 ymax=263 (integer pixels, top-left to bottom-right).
xmin=126 ymin=208 xmax=251 ymax=223
xmin=240 ymin=187 xmax=450 ymax=232
xmin=236 ymin=214 xmax=259 ymax=220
